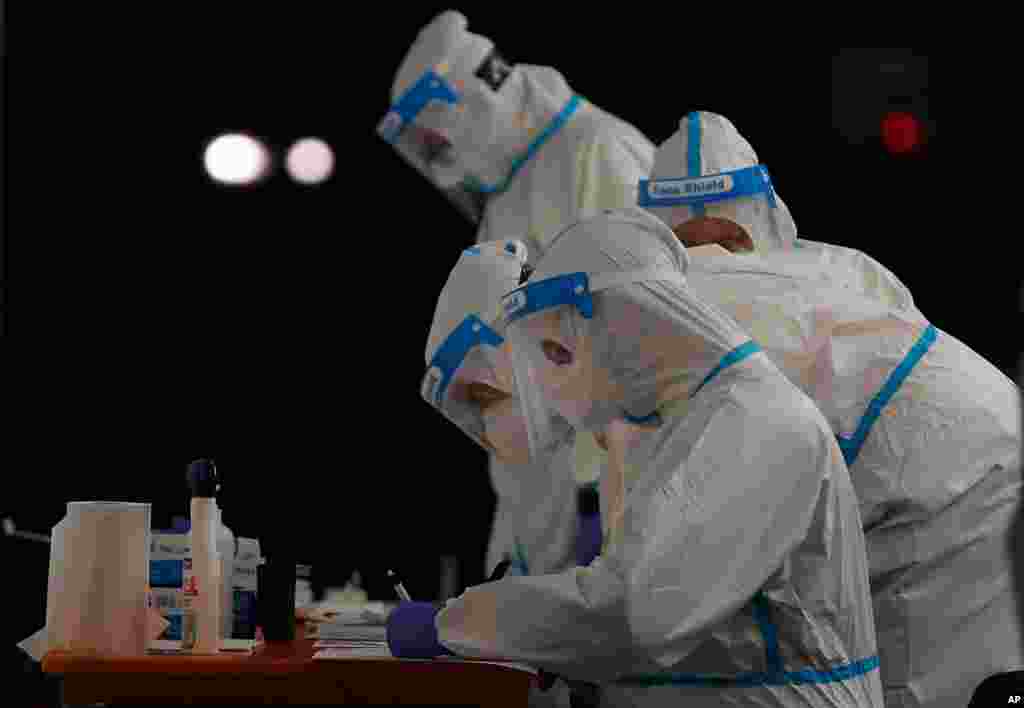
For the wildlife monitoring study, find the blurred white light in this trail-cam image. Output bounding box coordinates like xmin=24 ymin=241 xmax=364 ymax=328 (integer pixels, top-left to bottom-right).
xmin=286 ymin=138 xmax=335 ymax=185
xmin=204 ymin=133 xmax=269 ymax=185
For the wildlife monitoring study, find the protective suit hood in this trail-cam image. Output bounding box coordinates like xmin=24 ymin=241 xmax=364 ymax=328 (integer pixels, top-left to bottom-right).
xmin=503 ymin=207 xmax=752 ymax=449
xmin=390 ymin=11 xmax=576 ymax=197
xmin=647 ymin=111 xmax=798 ymax=252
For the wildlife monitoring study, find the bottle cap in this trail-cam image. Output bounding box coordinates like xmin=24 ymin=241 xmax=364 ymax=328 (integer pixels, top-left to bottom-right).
xmin=187 ymin=458 xmax=219 ymax=498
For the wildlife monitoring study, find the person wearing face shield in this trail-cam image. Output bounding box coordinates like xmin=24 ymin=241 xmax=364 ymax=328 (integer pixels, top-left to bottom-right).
xmin=380 ymin=9 xmax=653 ymax=580
xmin=419 ymin=238 xmax=591 ymax=708
xmin=673 ymin=250 xmax=1023 ymax=708
xmin=641 ymin=111 xmax=924 ymax=320
xmin=639 ymin=112 xmax=1024 ymax=706
xmin=389 ymin=207 xmax=884 ymax=707
xmin=421 ymin=238 xmax=587 ymax=580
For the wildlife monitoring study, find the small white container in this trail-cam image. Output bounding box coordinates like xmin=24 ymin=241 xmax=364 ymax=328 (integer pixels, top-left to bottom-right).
xmin=186 ymin=497 xmax=220 ymax=654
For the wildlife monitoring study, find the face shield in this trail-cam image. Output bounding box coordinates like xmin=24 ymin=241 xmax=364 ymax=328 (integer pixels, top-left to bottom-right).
xmin=501 ymin=266 xmax=682 ymax=461
xmin=421 ymin=313 xmax=508 ymax=452
xmin=421 ymin=313 xmax=558 ymax=463
xmin=639 ymin=165 xmax=782 ymax=251
xmin=378 ymin=69 xmax=487 ymax=224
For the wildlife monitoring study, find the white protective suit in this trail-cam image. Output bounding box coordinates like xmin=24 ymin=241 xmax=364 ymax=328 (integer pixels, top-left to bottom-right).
xmin=386 ymin=10 xmax=655 ymax=578
xmin=678 ymin=247 xmax=1023 ymax=707
xmin=423 ymin=239 xmax=580 ymax=582
xmin=434 ymin=208 xmax=884 ymax=707
xmin=422 ymin=238 xmax=577 ymax=708
xmin=644 ymin=111 xmax=924 ymax=320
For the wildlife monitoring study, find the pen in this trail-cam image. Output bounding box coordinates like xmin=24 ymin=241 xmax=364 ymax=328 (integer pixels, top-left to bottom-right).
xmin=2 ymin=518 xmax=51 ymax=544
xmin=387 ymin=569 xmax=412 ymax=602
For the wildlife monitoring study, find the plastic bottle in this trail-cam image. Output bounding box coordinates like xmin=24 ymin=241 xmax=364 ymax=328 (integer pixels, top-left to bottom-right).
xmin=185 ymin=459 xmax=221 ymax=654
xmin=216 ymin=507 xmax=235 ymax=640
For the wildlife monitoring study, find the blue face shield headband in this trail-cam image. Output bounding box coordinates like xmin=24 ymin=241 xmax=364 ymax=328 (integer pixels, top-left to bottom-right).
xmin=637 ymin=164 xmax=778 ymax=213
xmin=639 ymin=110 xmax=777 ymax=220
xmin=378 ymin=68 xmax=583 ymax=218
xmin=421 ymin=313 xmax=506 ymax=453
xmin=500 ymin=266 xmax=683 ymax=458
xmin=377 ymin=69 xmax=486 ymax=223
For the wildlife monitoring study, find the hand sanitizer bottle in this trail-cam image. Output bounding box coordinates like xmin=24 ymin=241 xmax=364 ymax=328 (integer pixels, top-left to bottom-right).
xmin=186 ymin=458 xmax=221 ymax=654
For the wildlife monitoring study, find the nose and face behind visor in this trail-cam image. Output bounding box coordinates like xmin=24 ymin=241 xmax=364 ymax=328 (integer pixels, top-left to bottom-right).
xmin=501 ymin=259 xmax=686 ymax=461
xmin=378 ymin=69 xmax=486 ymax=223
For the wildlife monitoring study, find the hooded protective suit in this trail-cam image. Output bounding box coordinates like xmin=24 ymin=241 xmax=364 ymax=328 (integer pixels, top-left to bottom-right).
xmin=383 ymin=10 xmax=654 ymax=578
xmin=400 ymin=208 xmax=885 ymax=707
xmin=643 ymin=111 xmax=923 ymax=320
xmin=423 ymin=239 xmax=580 ymax=581
xmin=678 ymin=247 xmax=1023 ymax=707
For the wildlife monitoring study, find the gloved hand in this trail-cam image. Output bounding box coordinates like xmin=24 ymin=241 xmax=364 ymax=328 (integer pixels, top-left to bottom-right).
xmin=575 ymin=512 xmax=603 ymax=567
xmin=386 ymin=602 xmax=455 ymax=659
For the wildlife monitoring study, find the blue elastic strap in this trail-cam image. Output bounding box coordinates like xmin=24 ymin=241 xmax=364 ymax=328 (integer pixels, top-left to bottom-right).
xmin=622 ymin=340 xmax=758 ymax=437
xmin=637 ymin=165 xmax=775 ymax=210
xmin=613 ymin=337 xmax=881 ymax=689
xmin=836 ymin=324 xmax=938 ymax=466
xmin=503 ymin=272 xmax=593 ymax=324
xmin=378 ymin=71 xmax=459 ymax=144
xmin=752 ymin=591 xmax=782 ymax=676
xmin=616 ymin=655 xmax=880 ymax=688
xmin=692 ymin=341 xmax=762 ymax=398
xmin=426 ymin=314 xmax=504 ymax=405
xmin=687 ymin=112 xmax=705 ymax=217
xmin=466 ymin=94 xmax=582 ymax=195
xmin=622 ymin=409 xmax=662 ymax=425
xmin=464 ymin=245 xmax=481 ymax=256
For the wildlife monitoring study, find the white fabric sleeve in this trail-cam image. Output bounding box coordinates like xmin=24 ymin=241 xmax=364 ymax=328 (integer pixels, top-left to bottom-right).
xmin=436 ymin=382 xmax=838 ymax=682
xmin=626 ymin=390 xmax=832 ymax=668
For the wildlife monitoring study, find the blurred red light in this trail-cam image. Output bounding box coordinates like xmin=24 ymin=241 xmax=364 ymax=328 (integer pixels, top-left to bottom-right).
xmin=881 ymin=112 xmax=924 ymax=155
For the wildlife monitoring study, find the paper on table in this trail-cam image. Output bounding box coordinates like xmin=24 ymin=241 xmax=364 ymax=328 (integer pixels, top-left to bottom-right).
xmin=314 ymin=643 xmax=393 ymax=660
xmin=316 ymin=624 xmax=387 ymax=641
xmin=147 ymin=638 xmax=259 ymax=655
xmin=300 ymin=601 xmax=394 ymax=626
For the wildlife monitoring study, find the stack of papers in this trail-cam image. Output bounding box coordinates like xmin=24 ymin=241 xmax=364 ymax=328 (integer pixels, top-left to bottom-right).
xmin=147 ymin=638 xmax=260 ymax=655
xmin=306 ymin=602 xmax=392 ymax=659
xmin=299 ymin=601 xmax=394 ymax=626
xmin=313 ymin=639 xmax=393 ymax=660
xmin=317 ymin=624 xmax=387 ymax=641
xmin=303 ymin=602 xmax=394 ymax=639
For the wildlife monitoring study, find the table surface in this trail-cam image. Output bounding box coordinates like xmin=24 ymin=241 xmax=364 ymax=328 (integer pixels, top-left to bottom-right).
xmin=43 ymin=622 xmax=536 ymax=706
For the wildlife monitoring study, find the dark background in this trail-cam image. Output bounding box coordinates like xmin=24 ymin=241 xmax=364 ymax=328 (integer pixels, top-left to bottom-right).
xmin=5 ymin=8 xmax=1020 ymax=696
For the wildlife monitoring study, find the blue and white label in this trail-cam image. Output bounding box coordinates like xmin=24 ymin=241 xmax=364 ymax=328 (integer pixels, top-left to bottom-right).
xmin=638 ymin=165 xmax=775 ymax=210
xmin=648 ymin=174 xmax=734 ymax=200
